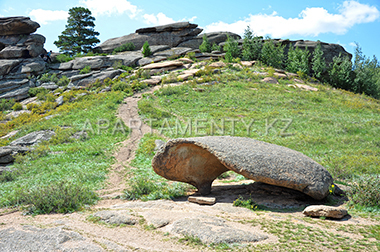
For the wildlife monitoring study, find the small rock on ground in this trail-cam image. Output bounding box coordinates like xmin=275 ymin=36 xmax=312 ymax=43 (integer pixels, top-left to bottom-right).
xmin=302 ymin=205 xmax=348 ymax=219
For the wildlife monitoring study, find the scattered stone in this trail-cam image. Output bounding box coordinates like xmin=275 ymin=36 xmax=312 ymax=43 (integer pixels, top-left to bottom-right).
xmin=288 ymin=84 xmax=318 ymax=91
xmin=99 ymin=86 xmax=112 ymax=93
xmin=208 ymin=61 xmax=226 ymax=68
xmin=152 ymin=136 xmax=333 ymax=200
xmin=286 ymin=72 xmax=298 ymax=78
xmin=261 ymin=77 xmax=279 ymax=84
xmin=0 ymin=130 xmax=19 ymax=139
xmin=141 ymin=60 xmax=183 ymax=70
xmin=177 ymin=58 xmax=194 ymax=64
xmin=71 ymin=131 xmax=88 ymax=140
xmin=177 ymin=69 xmax=199 ymax=80
xmin=5 ymin=110 xmax=30 ymax=120
xmin=240 ymin=61 xmax=255 ymax=67
xmin=274 ymin=73 xmax=287 ymax=79
xmin=55 ymin=96 xmax=64 ymax=106
xmin=192 ymin=88 xmax=205 ymax=92
xmin=294 ymin=78 xmax=305 ymax=83
xmin=10 ymin=130 xmax=55 ymax=146
xmin=141 ymin=78 xmax=161 ymax=85
xmin=302 ymin=205 xmax=348 ymax=219
xmin=168 ymin=217 xmax=268 ymax=244
xmin=93 ymin=210 xmax=138 ymax=225
xmin=188 ymin=196 xmax=216 ymax=205
xmin=0 ymin=226 xmax=103 ymax=252
xmin=39 ymin=82 xmax=58 ymax=90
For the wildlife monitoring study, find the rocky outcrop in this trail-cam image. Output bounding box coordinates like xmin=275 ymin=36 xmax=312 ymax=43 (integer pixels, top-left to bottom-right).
xmin=0 ymin=17 xmax=40 ymax=35
xmin=273 ymin=39 xmax=353 ymax=64
xmin=152 ymin=136 xmax=333 ymax=200
xmin=0 ymin=16 xmax=46 ymax=101
xmin=96 ymin=22 xmax=202 ymax=53
xmin=178 ymin=31 xmax=241 ymax=49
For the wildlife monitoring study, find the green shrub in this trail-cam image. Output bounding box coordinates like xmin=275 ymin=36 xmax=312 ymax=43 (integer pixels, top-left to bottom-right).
xmin=112 ymin=81 xmax=132 ymax=94
xmin=11 ymin=102 xmax=23 ymax=111
xmin=136 ymin=68 xmax=150 ymax=79
xmin=223 ymin=35 xmax=240 ymax=63
xmin=19 ymin=180 xmax=98 ymax=214
xmin=260 ymin=39 xmax=285 ymax=68
xmin=286 ymin=45 xmax=310 ymax=75
xmin=55 ymin=54 xmax=73 ymax=63
xmin=348 ymin=175 xmax=380 ymax=210
xmin=113 ymin=42 xmax=135 ymax=53
xmin=80 ymin=66 xmax=91 ymax=74
xmin=199 ymin=34 xmax=211 ymax=53
xmin=233 ymin=195 xmax=260 ymax=211
xmin=242 ymin=25 xmax=263 ymax=61
xmin=352 ymin=43 xmax=380 ymax=99
xmin=142 ymin=41 xmax=152 ymax=57
xmin=39 ymin=73 xmax=59 ymax=84
xmin=311 ymin=42 xmax=326 ymax=81
xmin=211 ymin=43 xmax=221 ymax=52
xmin=328 ymin=54 xmax=355 ymax=91
xmin=28 ymin=87 xmax=48 ymax=97
xmin=0 ymin=99 xmax=15 ymax=111
xmin=57 ymin=75 xmax=70 ymax=86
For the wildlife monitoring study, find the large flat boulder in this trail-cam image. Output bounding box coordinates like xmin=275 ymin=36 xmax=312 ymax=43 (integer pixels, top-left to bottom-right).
xmin=0 ymin=16 xmax=40 ymax=35
xmin=152 ymin=136 xmax=333 ymax=200
xmin=96 ymin=22 xmax=202 ymax=53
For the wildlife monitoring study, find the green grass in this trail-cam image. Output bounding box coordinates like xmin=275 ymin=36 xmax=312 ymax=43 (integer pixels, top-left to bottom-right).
xmin=137 ymin=66 xmax=380 ymax=182
xmin=123 ymin=134 xmax=192 ymax=201
xmin=0 ymin=91 xmax=128 ymax=213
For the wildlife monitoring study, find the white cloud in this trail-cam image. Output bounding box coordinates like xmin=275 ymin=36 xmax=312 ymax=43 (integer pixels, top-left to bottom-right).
xmin=80 ymin=0 xmax=141 ymax=18
xmin=143 ymin=12 xmax=197 ymax=26
xmin=204 ymin=1 xmax=379 ymax=37
xmin=29 ymin=9 xmax=68 ymax=25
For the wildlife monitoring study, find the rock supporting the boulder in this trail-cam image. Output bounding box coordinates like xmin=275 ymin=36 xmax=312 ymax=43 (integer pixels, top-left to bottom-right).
xmin=302 ymin=205 xmax=348 ymax=219
xmin=152 ymin=136 xmax=333 ymax=200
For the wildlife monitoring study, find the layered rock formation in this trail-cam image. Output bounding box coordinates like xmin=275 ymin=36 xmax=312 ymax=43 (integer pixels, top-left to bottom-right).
xmin=97 ymin=22 xmax=203 ymax=53
xmin=0 ymin=16 xmax=46 ymax=100
xmin=152 ymin=136 xmax=334 ymax=200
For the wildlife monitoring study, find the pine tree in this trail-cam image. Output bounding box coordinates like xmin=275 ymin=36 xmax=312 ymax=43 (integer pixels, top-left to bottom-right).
xmin=311 ymin=42 xmax=326 ymax=80
xmin=54 ymin=7 xmax=100 ymax=55
xmin=142 ymin=41 xmax=152 ymax=57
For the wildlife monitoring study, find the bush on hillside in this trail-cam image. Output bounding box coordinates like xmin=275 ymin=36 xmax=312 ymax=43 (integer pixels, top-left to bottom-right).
xmin=19 ymin=180 xmax=98 ymax=214
xmin=113 ymin=42 xmax=135 ymax=54
xmin=348 ymin=175 xmax=380 ymax=210
xmin=142 ymin=41 xmax=152 ymax=57
xmin=260 ymin=39 xmax=285 ymax=68
xmin=242 ymin=26 xmax=263 ymax=61
xmin=0 ymin=99 xmax=15 ymax=111
xmin=199 ymin=34 xmax=212 ymax=53
xmin=286 ymin=45 xmax=310 ymax=75
xmin=328 ymin=54 xmax=355 ymax=91
xmin=223 ymin=35 xmax=240 ymax=62
xmin=311 ymin=42 xmax=327 ymax=81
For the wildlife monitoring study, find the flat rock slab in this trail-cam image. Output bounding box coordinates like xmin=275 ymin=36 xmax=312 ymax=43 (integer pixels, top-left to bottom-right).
xmin=152 ymin=136 xmax=333 ymax=200
xmin=93 ymin=210 xmax=138 ymax=225
xmin=167 ymin=217 xmax=268 ymax=244
xmin=302 ymin=205 xmax=348 ymax=219
xmin=188 ymin=196 xmax=216 ymax=205
xmin=9 ymin=130 xmax=55 ymax=146
xmin=0 ymin=226 xmax=103 ymax=252
xmin=141 ymin=60 xmax=183 ymax=70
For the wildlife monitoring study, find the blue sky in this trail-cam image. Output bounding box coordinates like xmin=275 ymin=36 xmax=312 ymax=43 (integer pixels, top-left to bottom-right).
xmin=1 ymin=0 xmax=379 ymax=59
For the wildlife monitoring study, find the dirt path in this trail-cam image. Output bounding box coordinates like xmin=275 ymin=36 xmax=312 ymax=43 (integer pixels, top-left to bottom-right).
xmin=1 ymin=88 xmax=379 ymax=252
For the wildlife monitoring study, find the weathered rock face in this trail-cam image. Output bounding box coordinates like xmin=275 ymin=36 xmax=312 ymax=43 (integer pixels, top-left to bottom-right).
xmin=96 ymin=22 xmax=202 ymax=53
xmin=0 ymin=34 xmax=45 ymax=59
xmin=0 ymin=17 xmax=46 ymax=101
xmin=178 ymin=31 xmax=241 ymax=49
xmin=0 ymin=17 xmax=40 ymax=35
xmin=273 ymin=39 xmax=353 ymax=64
xmin=152 ymin=136 xmax=333 ymax=200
